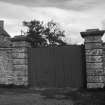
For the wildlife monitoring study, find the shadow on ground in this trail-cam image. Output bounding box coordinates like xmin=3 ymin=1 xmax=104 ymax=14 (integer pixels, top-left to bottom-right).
xmin=0 ymin=87 xmax=104 ymax=105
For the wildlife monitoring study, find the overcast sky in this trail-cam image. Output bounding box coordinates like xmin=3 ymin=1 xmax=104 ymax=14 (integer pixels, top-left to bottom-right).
xmin=0 ymin=0 xmax=105 ymax=44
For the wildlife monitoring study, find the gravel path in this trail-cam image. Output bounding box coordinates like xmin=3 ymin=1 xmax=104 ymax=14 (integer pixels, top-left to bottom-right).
xmin=0 ymin=88 xmax=104 ymax=105
xmin=0 ymin=93 xmax=74 ymax=105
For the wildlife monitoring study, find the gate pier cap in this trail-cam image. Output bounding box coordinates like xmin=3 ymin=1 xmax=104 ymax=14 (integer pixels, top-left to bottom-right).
xmin=81 ymin=29 xmax=105 ymax=38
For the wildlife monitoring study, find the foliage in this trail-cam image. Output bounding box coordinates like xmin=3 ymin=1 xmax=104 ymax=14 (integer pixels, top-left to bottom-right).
xmin=23 ymin=20 xmax=67 ymax=47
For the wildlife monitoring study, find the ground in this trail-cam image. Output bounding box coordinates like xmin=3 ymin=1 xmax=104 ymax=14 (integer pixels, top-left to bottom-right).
xmin=0 ymin=87 xmax=105 ymax=105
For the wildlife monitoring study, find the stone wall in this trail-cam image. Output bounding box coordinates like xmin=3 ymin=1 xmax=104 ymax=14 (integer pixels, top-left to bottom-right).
xmin=0 ymin=30 xmax=14 ymax=85
xmin=0 ymin=48 xmax=13 ymax=85
xmin=0 ymin=34 xmax=31 ymax=86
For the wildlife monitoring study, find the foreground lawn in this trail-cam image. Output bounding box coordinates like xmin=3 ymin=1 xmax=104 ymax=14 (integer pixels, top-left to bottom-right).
xmin=0 ymin=87 xmax=104 ymax=105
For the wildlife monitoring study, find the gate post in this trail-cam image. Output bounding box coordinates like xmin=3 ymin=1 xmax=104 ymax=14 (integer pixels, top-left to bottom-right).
xmin=11 ymin=36 xmax=32 ymax=86
xmin=81 ymin=29 xmax=105 ymax=88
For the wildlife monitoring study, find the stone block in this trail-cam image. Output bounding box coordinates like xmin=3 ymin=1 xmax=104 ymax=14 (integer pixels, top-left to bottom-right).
xmin=14 ymin=76 xmax=28 ymax=86
xmin=86 ymin=55 xmax=103 ymax=62
xmin=12 ymin=41 xmax=31 ymax=47
xmin=87 ymin=76 xmax=104 ymax=82
xmin=87 ymin=83 xmax=104 ymax=88
xmin=0 ymin=79 xmax=7 ymax=84
xmin=12 ymin=48 xmax=27 ymax=53
xmin=0 ymin=77 xmax=13 ymax=84
xmin=0 ymin=36 xmax=12 ymax=47
xmin=13 ymin=65 xmax=28 ymax=71
xmin=0 ymin=50 xmax=12 ymax=59
xmin=86 ymin=63 xmax=103 ymax=69
xmin=13 ymin=59 xmax=28 ymax=65
xmin=12 ymin=52 xmax=27 ymax=58
xmin=87 ymin=69 xmax=104 ymax=75
xmin=85 ymin=43 xmax=102 ymax=49
xmin=86 ymin=49 xmax=103 ymax=55
xmin=85 ymin=36 xmax=102 ymax=43
xmin=13 ymin=81 xmax=24 ymax=85
xmin=0 ymin=48 xmax=13 ymax=54
xmin=13 ymin=70 xmax=27 ymax=77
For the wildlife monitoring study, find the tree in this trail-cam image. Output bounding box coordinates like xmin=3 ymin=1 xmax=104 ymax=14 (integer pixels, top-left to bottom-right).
xmin=23 ymin=20 xmax=67 ymax=47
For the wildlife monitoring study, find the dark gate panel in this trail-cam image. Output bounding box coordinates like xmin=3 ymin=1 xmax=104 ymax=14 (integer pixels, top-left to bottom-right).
xmin=29 ymin=45 xmax=85 ymax=88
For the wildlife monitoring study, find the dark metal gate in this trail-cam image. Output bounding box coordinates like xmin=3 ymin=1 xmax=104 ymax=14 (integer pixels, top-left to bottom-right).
xmin=29 ymin=45 xmax=85 ymax=88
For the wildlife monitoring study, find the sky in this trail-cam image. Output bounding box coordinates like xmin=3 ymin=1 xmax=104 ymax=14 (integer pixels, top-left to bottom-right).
xmin=0 ymin=0 xmax=105 ymax=44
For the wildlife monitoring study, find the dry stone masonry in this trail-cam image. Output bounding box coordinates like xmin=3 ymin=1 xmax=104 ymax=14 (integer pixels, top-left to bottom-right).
xmin=0 ymin=23 xmax=14 ymax=85
xmin=0 ymin=48 xmax=13 ymax=84
xmin=0 ymin=28 xmax=31 ymax=86
xmin=81 ymin=29 xmax=105 ymax=88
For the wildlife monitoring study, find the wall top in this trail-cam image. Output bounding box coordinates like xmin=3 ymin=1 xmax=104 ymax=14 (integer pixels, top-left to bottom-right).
xmin=11 ymin=35 xmax=33 ymax=43
xmin=80 ymin=29 xmax=105 ymax=38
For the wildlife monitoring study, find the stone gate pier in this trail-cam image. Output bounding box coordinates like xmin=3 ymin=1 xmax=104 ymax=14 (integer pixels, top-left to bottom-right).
xmin=11 ymin=36 xmax=32 ymax=86
xmin=81 ymin=29 xmax=105 ymax=88
xmin=0 ymin=34 xmax=32 ymax=86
